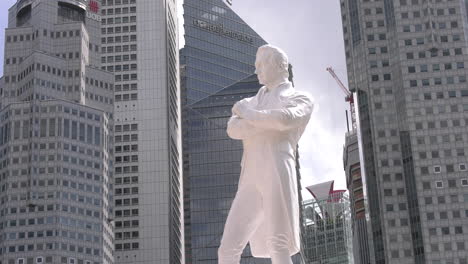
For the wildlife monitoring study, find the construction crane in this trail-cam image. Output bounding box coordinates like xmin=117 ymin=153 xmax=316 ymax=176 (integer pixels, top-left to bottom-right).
xmin=326 ymin=67 xmax=356 ymax=130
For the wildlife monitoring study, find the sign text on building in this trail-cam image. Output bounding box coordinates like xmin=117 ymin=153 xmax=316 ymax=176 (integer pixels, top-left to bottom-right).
xmin=193 ymin=19 xmax=253 ymax=44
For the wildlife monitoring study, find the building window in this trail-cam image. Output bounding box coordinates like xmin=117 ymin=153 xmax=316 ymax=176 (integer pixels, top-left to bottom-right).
xmin=435 ymin=181 xmax=443 ymax=188
xmin=461 ymin=179 xmax=468 ymax=187
xmin=459 ymin=164 xmax=467 ymax=171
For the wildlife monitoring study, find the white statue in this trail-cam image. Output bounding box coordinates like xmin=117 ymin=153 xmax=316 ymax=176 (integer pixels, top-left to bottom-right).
xmin=218 ymin=45 xmax=314 ymax=264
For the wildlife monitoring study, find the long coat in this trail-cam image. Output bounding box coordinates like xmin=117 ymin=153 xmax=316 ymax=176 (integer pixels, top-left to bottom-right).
xmin=226 ymin=81 xmax=313 ymax=258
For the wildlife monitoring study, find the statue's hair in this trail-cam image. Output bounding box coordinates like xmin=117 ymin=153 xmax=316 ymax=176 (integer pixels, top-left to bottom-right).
xmin=257 ymin=44 xmax=289 ymax=78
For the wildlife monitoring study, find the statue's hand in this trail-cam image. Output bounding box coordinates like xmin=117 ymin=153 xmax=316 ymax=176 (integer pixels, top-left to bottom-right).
xmin=232 ymin=99 xmax=251 ymax=118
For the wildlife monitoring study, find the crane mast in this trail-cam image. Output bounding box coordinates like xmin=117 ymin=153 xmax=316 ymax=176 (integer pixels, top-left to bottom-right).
xmin=326 ymin=67 xmax=356 ymax=130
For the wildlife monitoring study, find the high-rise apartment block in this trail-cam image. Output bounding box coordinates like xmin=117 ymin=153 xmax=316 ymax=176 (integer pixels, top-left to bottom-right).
xmin=100 ymin=0 xmax=183 ymax=263
xmin=0 ymin=0 xmax=114 ymax=263
xmin=340 ymin=0 xmax=468 ymax=263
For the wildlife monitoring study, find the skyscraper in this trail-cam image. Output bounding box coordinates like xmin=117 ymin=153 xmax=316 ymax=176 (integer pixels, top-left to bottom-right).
xmin=302 ymin=181 xmax=353 ymax=264
xmin=0 ymin=1 xmax=114 ymax=263
xmin=181 ymin=0 xmax=267 ymax=263
xmin=183 ymin=74 xmax=264 ymax=263
xmin=100 ymin=0 xmax=183 ymax=263
xmin=181 ymin=0 xmax=267 ymax=104
xmin=340 ymin=0 xmax=468 ymax=263
xmin=343 ymin=130 xmax=371 ymax=264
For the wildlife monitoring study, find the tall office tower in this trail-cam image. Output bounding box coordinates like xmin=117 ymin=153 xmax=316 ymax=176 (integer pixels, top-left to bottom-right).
xmin=183 ymin=74 xmax=263 ymax=263
xmin=340 ymin=0 xmax=468 ymax=263
xmin=302 ymin=181 xmax=353 ymax=264
xmin=181 ymin=0 xmax=267 ymax=104
xmin=343 ymin=130 xmax=371 ymax=264
xmin=182 ymin=0 xmax=267 ymax=263
xmin=100 ymin=0 xmax=183 ymax=263
xmin=0 ymin=1 xmax=114 ymax=264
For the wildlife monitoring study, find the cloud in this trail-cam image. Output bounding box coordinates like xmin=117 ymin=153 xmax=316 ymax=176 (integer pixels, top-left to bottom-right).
xmin=227 ymin=0 xmax=350 ymax=197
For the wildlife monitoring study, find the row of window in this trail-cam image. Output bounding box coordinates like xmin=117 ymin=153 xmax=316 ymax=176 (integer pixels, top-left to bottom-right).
xmin=4 ymin=256 xmax=98 ymax=264
xmin=114 ymin=165 xmax=138 ymax=174
xmin=423 ymin=180 xmax=468 ymax=190
xmin=414 ymin=119 xmax=468 ymax=131
xmin=5 ymin=29 xmax=97 ymax=52
xmin=101 ymin=35 xmax=137 ymax=44
xmin=115 ymin=231 xmax=138 ymax=240
xmin=402 ymin=21 xmax=458 ymax=32
xmin=115 ymin=83 xmax=137 ymax=92
xmin=400 ymin=0 xmax=455 ymax=9
xmin=85 ymin=77 xmax=114 ymax=90
xmin=101 ymin=15 xmax=136 ymax=25
xmin=6 ymin=241 xmax=101 ymax=256
xmin=6 ymin=189 xmax=102 ymax=207
xmin=115 ymin=155 xmax=138 ymax=163
xmin=115 ymin=197 xmax=138 ymax=207
xmin=103 ymin=63 xmax=137 ymax=73
xmin=4 ymin=62 xmax=82 ymax=84
xmin=420 ymin=158 xmax=468 ymax=171
xmin=115 ymin=176 xmax=138 ymax=185
xmin=101 ymin=53 xmax=137 ymax=63
xmin=115 ymin=93 xmax=137 ymax=101
xmin=114 ymin=219 xmax=139 ymax=229
xmin=101 ymin=25 xmax=136 ymax=35
xmin=413 ymin=149 xmax=466 ymax=160
xmin=114 ymin=144 xmax=138 ymax=153
xmin=101 ymin=7 xmax=137 ymax=16
xmin=10 ymin=178 xmax=101 ymax=194
xmin=5 ymin=105 xmax=101 ymax=121
xmin=5 ymin=203 xmax=100 ymax=219
xmin=114 ymin=242 xmax=139 ymax=251
xmin=114 ymin=187 xmax=138 ymax=196
xmin=115 ymin=208 xmax=138 ymax=217
xmin=102 ymin=0 xmax=136 ymax=6
xmin=114 ymin=134 xmax=137 ymax=143
xmin=7 ymin=215 xmax=101 ymax=232
xmin=428 ymin=226 xmax=465 ymax=236
xmin=101 ymin=44 xmax=137 ymax=54
xmin=399 ymin=7 xmax=457 ymax=19
xmin=424 ymin=194 xmax=466 ymax=206
xmin=6 ymin=229 xmax=101 ymax=244
xmin=115 ymin=123 xmax=137 ymax=132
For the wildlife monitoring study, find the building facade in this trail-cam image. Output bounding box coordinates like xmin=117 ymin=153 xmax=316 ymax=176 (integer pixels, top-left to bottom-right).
xmin=183 ymin=74 xmax=265 ymax=264
xmin=181 ymin=0 xmax=267 ymax=104
xmin=181 ymin=0 xmax=267 ymax=263
xmin=0 ymin=0 xmax=114 ymax=263
xmin=302 ymin=181 xmax=353 ymax=264
xmin=340 ymin=0 xmax=468 ymax=263
xmin=343 ymin=130 xmax=371 ymax=264
xmin=100 ymin=0 xmax=183 ymax=263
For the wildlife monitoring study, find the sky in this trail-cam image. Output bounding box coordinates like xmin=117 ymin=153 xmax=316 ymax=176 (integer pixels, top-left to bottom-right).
xmin=0 ymin=0 xmax=349 ymax=199
xmin=220 ymin=0 xmax=350 ymax=199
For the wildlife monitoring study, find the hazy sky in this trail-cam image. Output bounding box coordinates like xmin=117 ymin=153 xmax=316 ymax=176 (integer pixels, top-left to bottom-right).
xmin=0 ymin=0 xmax=349 ymax=199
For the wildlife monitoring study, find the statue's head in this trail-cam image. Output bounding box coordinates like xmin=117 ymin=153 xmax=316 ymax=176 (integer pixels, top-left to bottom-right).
xmin=255 ymin=44 xmax=289 ymax=87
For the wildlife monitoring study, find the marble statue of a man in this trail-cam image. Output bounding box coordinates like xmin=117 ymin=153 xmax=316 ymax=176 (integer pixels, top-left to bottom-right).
xmin=218 ymin=45 xmax=314 ymax=264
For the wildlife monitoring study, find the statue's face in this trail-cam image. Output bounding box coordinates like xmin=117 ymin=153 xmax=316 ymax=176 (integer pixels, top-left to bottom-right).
xmin=255 ymin=53 xmax=276 ymax=86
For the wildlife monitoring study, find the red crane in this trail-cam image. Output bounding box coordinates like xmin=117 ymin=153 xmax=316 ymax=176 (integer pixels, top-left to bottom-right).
xmin=326 ymin=67 xmax=356 ymax=130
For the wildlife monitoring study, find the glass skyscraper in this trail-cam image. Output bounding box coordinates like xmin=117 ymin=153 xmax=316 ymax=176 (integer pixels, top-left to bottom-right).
xmin=340 ymin=0 xmax=468 ymax=263
xmin=302 ymin=183 xmax=353 ymax=264
xmin=182 ymin=0 xmax=267 ymax=104
xmin=182 ymin=0 xmax=267 ymax=263
xmin=184 ymin=74 xmax=266 ymax=263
